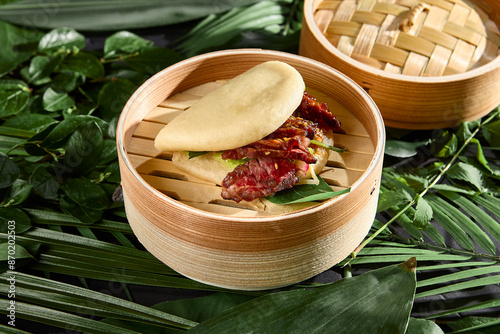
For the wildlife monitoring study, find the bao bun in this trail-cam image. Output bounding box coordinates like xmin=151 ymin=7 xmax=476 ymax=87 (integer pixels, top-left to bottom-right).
xmin=154 ymin=61 xmax=305 ymax=152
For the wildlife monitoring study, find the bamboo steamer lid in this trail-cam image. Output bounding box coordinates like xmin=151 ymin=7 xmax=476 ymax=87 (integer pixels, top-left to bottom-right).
xmin=300 ymin=0 xmax=500 ymax=129
xmin=116 ymin=49 xmax=385 ymax=290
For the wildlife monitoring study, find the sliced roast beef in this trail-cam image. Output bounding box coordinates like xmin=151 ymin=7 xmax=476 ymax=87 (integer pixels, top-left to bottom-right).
xmin=221 ymin=157 xmax=299 ymax=202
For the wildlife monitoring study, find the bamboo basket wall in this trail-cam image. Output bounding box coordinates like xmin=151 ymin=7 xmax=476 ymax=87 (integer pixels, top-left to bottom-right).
xmin=300 ymin=0 xmax=500 ymax=129
xmin=116 ymin=49 xmax=385 ymax=290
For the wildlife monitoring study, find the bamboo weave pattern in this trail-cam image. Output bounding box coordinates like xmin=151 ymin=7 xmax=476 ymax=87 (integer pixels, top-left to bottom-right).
xmin=315 ymin=0 xmax=500 ymax=76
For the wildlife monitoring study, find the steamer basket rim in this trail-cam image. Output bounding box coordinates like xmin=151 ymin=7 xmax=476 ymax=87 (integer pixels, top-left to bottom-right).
xmin=116 ymin=48 xmax=385 ymax=222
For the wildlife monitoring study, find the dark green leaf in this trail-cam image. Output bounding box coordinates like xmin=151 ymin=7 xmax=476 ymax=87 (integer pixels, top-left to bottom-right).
xmin=406 ymin=318 xmax=444 ymax=334
xmin=0 ymin=153 xmax=20 ymax=189
xmin=29 ymin=166 xmax=60 ymax=200
xmin=59 ymin=194 xmax=103 ymax=225
xmin=446 ymin=316 xmax=500 ymax=334
xmin=51 ymin=71 xmax=85 ymax=92
xmin=432 ymin=132 xmax=457 ymax=158
xmin=457 ymin=119 xmax=480 ymax=143
xmin=2 ymin=179 xmax=33 ymax=206
xmin=38 ymin=27 xmax=85 ymax=53
xmin=377 ymin=187 xmax=412 ymax=212
xmin=0 ymin=298 xmax=143 ymax=334
xmin=104 ymin=31 xmax=154 ymax=58
xmin=60 ymin=52 xmax=105 ymax=79
xmin=266 ymin=177 xmax=350 ymax=205
xmin=42 ymin=115 xmax=107 ymax=149
xmin=385 ymin=139 xmax=428 ymax=158
xmin=447 ymin=162 xmax=485 ymax=192
xmin=42 ymin=87 xmax=75 ymax=112
xmin=426 ymin=195 xmax=496 ymax=255
xmin=428 ymin=199 xmax=474 ymax=251
xmin=188 ymin=258 xmax=417 ymax=334
xmin=124 ymin=47 xmax=184 ymax=75
xmin=413 ymin=196 xmax=432 ymax=229
xmin=441 ymin=191 xmax=500 ymax=244
xmin=0 ymin=20 xmax=42 ymax=76
xmin=2 ymin=113 xmax=56 ymax=132
xmin=0 ymin=0 xmax=263 ymax=31
xmin=97 ymin=79 xmax=137 ymax=121
xmin=176 ymin=1 xmax=286 ymax=57
xmin=0 ymin=207 xmax=31 ymax=233
xmin=61 ymin=178 xmax=109 ymax=210
xmin=0 ymin=79 xmax=30 ymax=117
xmin=103 ymin=293 xmax=253 ymax=333
xmin=0 ymin=242 xmax=34 ymax=262
xmin=62 ymin=120 xmax=104 ymax=176
xmin=24 ymin=54 xmax=64 ymax=84
xmin=483 ymin=118 xmax=500 ymax=147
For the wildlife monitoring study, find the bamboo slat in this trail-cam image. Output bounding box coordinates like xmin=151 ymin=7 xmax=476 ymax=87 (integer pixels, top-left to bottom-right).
xmin=311 ymin=0 xmax=500 ymax=75
xmin=126 ymin=83 xmax=375 ymax=215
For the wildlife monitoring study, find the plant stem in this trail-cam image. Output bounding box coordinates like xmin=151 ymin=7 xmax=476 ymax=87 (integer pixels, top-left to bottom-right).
xmin=351 ymin=111 xmax=499 ymax=259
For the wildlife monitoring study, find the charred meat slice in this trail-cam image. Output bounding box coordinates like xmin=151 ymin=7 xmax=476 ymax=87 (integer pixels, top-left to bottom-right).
xmin=221 ymin=157 xmax=300 ymax=202
xmin=221 ymin=135 xmax=316 ymax=163
xmin=221 ymin=116 xmax=318 ymax=163
xmin=294 ymin=92 xmax=343 ymax=133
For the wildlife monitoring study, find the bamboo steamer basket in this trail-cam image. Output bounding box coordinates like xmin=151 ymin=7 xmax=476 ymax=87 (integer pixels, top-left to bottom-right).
xmin=116 ymin=49 xmax=385 ymax=290
xmin=300 ymin=0 xmax=500 ymax=129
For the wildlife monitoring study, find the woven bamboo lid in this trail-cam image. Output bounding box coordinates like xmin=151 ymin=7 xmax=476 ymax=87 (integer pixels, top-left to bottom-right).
xmin=316 ymin=0 xmax=500 ymax=76
xmin=300 ymin=0 xmax=500 ymax=129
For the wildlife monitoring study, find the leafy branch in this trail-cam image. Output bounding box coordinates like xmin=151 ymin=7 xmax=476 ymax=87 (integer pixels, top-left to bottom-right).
xmin=352 ymin=110 xmax=500 ymax=259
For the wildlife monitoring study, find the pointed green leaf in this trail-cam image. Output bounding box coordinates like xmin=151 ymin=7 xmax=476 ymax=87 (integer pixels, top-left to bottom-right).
xmin=61 ymin=178 xmax=109 ymax=210
xmin=265 ymin=177 xmax=350 ymax=204
xmin=38 ymin=27 xmax=85 ymax=53
xmin=0 ymin=207 xmax=31 ymax=233
xmin=377 ymin=186 xmax=412 ymax=212
xmin=447 ymin=162 xmax=486 ymax=192
xmin=62 ymin=120 xmax=104 ymax=176
xmin=415 ymin=274 xmax=500 ymax=298
xmin=432 ymin=132 xmax=457 ymax=158
xmin=417 ymin=265 xmax=500 ymax=288
xmin=29 ymin=166 xmax=60 ymax=200
xmin=103 ymin=31 xmax=154 ymax=58
xmin=427 ymin=199 xmax=474 ymax=251
xmin=0 ymin=80 xmax=30 ymax=117
xmin=97 ymin=79 xmax=137 ymax=121
xmin=0 ymin=0 xmax=264 ymax=31
xmin=446 ymin=316 xmax=500 ymax=334
xmin=188 ymin=259 xmax=417 ymax=334
xmin=60 ymin=52 xmax=105 ymax=79
xmin=385 ymin=139 xmax=429 ymax=158
xmin=42 ymin=87 xmax=75 ymax=112
xmin=0 ymin=153 xmax=20 ymax=189
xmin=483 ymin=118 xmax=500 ymax=147
xmin=0 ymin=20 xmax=42 ymax=76
xmin=441 ymin=191 xmax=500 ymax=244
xmin=406 ymin=318 xmax=444 ymax=334
xmin=0 ymin=299 xmax=141 ymax=334
xmin=426 ymin=195 xmax=496 ymax=255
xmin=124 ymin=47 xmax=183 ymax=75
xmin=2 ymin=179 xmax=33 ymax=206
xmin=413 ymin=196 xmax=433 ymax=229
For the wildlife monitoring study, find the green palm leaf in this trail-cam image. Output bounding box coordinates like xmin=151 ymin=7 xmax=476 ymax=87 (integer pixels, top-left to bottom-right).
xmin=0 ymin=0 xmax=263 ymax=31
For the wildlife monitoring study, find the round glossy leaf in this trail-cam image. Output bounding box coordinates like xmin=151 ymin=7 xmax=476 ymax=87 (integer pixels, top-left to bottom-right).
xmin=60 ymin=52 xmax=104 ymax=79
xmin=0 ymin=79 xmax=30 ymax=117
xmin=0 ymin=207 xmax=31 ymax=233
xmin=38 ymin=27 xmax=85 ymax=53
xmin=42 ymin=87 xmax=75 ymax=112
xmin=0 ymin=153 xmax=20 ymax=189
